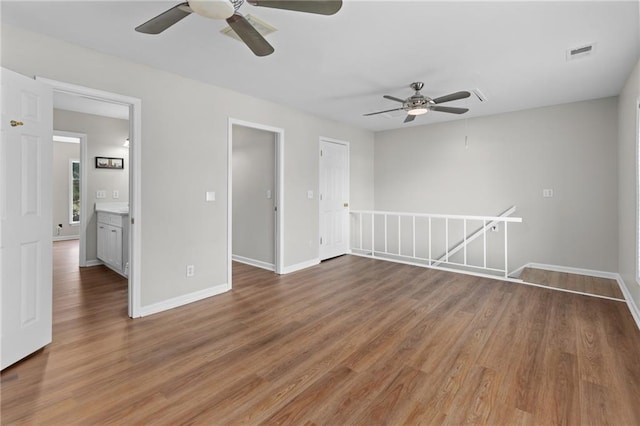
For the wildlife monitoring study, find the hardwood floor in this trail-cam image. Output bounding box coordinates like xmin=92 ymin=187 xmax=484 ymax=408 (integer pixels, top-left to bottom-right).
xmin=519 ymin=267 xmax=624 ymax=299
xmin=2 ymin=240 xmax=640 ymax=424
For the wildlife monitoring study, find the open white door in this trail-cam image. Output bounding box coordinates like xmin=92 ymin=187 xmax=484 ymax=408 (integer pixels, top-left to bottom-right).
xmin=319 ymin=138 xmax=349 ymax=260
xmin=1 ymin=68 xmax=53 ymax=370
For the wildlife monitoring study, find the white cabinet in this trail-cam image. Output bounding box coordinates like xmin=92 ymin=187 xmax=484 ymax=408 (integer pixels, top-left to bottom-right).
xmin=97 ymin=211 xmax=128 ymax=277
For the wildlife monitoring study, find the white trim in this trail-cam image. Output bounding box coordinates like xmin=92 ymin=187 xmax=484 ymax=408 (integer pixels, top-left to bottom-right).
xmin=518 ymin=262 xmax=619 ymax=280
xmin=138 ymin=283 xmax=231 ymax=317
xmin=40 ymin=77 xmax=143 ymax=318
xmin=350 ymin=253 xmax=626 ymax=303
xmin=617 ymin=275 xmax=640 ymax=330
xmin=232 ymin=254 xmax=275 ymax=271
xmin=282 ymin=258 xmax=321 ymax=274
xmin=319 ymin=136 xmax=350 ymax=261
xmin=85 ymin=259 xmax=102 ymax=267
xmin=228 ymin=118 xmax=285 ymax=288
xmin=53 ymin=235 xmax=79 ymax=242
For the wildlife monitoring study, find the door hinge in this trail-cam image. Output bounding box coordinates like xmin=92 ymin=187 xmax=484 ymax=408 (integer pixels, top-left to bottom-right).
xmin=320 ymin=237 xmax=323 ymax=245
xmin=320 ymin=150 xmax=323 ymax=157
xmin=131 ymin=217 xmax=134 ymax=225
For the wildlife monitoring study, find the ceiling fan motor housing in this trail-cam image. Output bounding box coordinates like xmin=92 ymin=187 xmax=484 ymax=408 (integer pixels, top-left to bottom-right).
xmin=188 ymin=0 xmax=236 ymax=19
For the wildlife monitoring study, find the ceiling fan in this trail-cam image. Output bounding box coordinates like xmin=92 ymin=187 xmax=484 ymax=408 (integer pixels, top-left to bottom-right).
xmin=364 ymin=82 xmax=471 ymax=123
xmin=135 ymin=0 xmax=342 ymax=57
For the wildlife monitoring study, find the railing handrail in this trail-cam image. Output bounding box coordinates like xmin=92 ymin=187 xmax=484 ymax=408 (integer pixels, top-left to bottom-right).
xmin=432 ymin=205 xmax=517 ymax=267
xmin=350 ymin=209 xmax=522 ymax=223
xmin=349 ymin=206 xmax=522 ymax=277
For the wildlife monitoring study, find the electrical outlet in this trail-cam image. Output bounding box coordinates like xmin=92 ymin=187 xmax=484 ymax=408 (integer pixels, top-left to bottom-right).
xmin=542 ymin=188 xmax=554 ymax=198
xmin=186 ymin=265 xmax=195 ymax=277
xmin=113 ymin=190 xmax=119 ymax=199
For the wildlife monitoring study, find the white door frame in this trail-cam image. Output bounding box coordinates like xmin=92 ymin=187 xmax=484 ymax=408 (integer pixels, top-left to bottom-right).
xmin=318 ymin=136 xmax=350 ymax=260
xmin=227 ymin=118 xmax=284 ymax=284
xmin=52 ymin=130 xmax=88 ymax=263
xmin=38 ymin=77 xmax=142 ymax=318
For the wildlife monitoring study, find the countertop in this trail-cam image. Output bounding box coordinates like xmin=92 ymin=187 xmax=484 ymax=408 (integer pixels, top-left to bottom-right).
xmin=95 ymin=202 xmax=129 ymax=215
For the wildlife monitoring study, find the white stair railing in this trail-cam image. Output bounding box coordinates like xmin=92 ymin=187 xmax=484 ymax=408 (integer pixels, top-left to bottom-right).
xmin=349 ymin=208 xmax=522 ymax=277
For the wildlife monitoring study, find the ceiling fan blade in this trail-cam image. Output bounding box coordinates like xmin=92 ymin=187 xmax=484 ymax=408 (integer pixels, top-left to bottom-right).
xmin=432 ymin=91 xmax=471 ymax=104
xmin=226 ymin=13 xmax=275 ymax=57
xmin=135 ymin=3 xmax=192 ymax=34
xmin=247 ymin=0 xmax=342 ymax=15
xmin=430 ymin=106 xmax=469 ymax=114
xmin=383 ymin=95 xmax=405 ymax=103
xmin=404 ymin=114 xmax=416 ymax=123
xmin=363 ymin=107 xmax=405 ymax=116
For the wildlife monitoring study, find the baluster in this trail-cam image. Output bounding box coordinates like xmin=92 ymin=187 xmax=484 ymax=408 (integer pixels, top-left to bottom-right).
xmin=483 ymin=219 xmax=487 ymax=269
xmin=412 ymin=216 xmax=416 ymax=259
xmin=384 ymin=214 xmax=388 ymax=253
xmin=463 ymin=219 xmax=467 ymax=266
xmin=398 ymin=215 xmax=401 ymax=256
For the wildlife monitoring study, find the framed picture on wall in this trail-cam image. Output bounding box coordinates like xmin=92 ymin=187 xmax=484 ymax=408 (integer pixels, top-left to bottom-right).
xmin=95 ymin=157 xmax=124 ymax=169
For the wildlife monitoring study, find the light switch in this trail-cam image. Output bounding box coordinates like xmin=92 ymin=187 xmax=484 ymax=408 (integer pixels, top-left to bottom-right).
xmin=307 ymin=190 xmax=313 ymax=199
xmin=113 ymin=190 xmax=119 ymax=199
xmin=206 ymin=191 xmax=216 ymax=202
xmin=543 ymin=189 xmax=554 ymax=198
xmin=96 ymin=190 xmax=106 ymax=199
xmin=266 ymin=190 xmax=272 ymax=199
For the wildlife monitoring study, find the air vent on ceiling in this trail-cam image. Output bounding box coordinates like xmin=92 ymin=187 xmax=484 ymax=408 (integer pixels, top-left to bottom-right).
xmin=220 ymin=14 xmax=277 ymax=42
xmin=566 ymin=43 xmax=596 ymax=61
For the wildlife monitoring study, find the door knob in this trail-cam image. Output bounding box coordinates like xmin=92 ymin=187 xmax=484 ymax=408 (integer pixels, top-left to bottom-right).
xmin=10 ymin=120 xmax=24 ymax=127
xmin=344 ymin=203 xmax=349 ymax=207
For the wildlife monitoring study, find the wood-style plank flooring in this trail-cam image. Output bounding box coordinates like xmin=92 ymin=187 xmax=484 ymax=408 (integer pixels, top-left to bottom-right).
xmin=520 ymin=267 xmax=624 ymax=299
xmin=2 ymin=240 xmax=640 ymax=424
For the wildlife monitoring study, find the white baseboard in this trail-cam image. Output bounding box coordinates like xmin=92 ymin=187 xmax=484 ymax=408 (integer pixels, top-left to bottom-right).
xmin=282 ymin=258 xmax=320 ymax=274
xmin=232 ymin=254 xmax=275 ymax=271
xmin=514 ymin=262 xmax=639 ymax=330
xmin=139 ymin=283 xmax=231 ymax=317
xmin=84 ymin=259 xmax=102 ymax=267
xmin=616 ymin=275 xmax=640 ymax=331
xmin=518 ymin=262 xmax=619 ymax=280
xmin=53 ymin=235 xmax=80 ymax=242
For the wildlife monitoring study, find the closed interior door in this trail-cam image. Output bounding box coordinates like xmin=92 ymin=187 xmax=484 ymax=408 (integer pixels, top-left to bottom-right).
xmin=1 ymin=68 xmax=53 ymax=370
xmin=319 ymin=139 xmax=349 ymax=260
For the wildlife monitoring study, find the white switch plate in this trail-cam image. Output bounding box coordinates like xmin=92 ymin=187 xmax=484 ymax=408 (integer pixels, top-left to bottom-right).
xmin=96 ymin=190 xmax=106 ymax=199
xmin=266 ymin=190 xmax=272 ymax=199
xmin=307 ymin=190 xmax=313 ymax=199
xmin=186 ymin=264 xmax=195 ymax=277
xmin=113 ymin=190 xmax=119 ymax=199
xmin=206 ymin=191 xmax=216 ymax=202
xmin=543 ymin=189 xmax=554 ymax=198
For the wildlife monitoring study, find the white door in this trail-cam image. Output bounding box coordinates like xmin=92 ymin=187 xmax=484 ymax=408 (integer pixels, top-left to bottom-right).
xmin=1 ymin=68 xmax=53 ymax=370
xmin=319 ymin=139 xmax=349 ymax=260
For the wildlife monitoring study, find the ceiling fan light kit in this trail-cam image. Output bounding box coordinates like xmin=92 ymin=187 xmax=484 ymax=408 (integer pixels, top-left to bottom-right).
xmin=364 ymin=82 xmax=471 ymax=124
xmin=135 ymin=0 xmax=343 ymax=56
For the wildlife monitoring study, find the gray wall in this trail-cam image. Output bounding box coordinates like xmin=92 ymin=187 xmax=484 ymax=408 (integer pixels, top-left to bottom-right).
xmin=618 ymin=59 xmax=640 ymax=312
xmin=374 ymin=97 xmax=619 ymax=273
xmin=232 ymin=125 xmax=275 ymax=266
xmin=2 ymin=25 xmax=375 ymax=307
xmin=52 ymin=140 xmax=80 ymax=238
xmin=53 ymin=109 xmax=129 ymax=262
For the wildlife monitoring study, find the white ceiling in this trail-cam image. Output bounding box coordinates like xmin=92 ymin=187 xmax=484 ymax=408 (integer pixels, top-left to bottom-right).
xmin=3 ymin=1 xmax=639 ymax=131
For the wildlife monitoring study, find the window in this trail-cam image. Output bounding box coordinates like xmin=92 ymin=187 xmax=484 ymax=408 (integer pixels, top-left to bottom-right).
xmin=70 ymin=160 xmax=80 ymax=224
xmin=637 ymin=99 xmax=640 ymax=283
